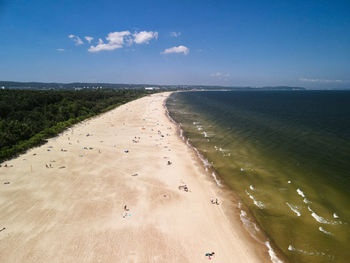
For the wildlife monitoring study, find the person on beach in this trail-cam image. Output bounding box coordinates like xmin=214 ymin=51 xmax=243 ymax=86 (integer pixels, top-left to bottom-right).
xmin=210 ymin=198 xmax=214 ymax=204
xmin=215 ymin=199 xmax=219 ymax=205
xmin=205 ymin=252 xmax=215 ymax=260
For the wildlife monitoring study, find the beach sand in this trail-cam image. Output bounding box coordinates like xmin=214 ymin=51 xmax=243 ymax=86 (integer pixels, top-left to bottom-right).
xmin=0 ymin=92 xmax=267 ymax=262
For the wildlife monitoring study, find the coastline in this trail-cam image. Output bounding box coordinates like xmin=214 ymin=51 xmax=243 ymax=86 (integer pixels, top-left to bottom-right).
xmin=1 ymin=92 xmax=266 ymax=262
xmin=164 ymin=92 xmax=286 ymax=263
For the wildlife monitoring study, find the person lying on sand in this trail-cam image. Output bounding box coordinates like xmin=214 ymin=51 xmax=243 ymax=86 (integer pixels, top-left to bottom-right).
xmin=205 ymin=252 xmax=215 ymax=260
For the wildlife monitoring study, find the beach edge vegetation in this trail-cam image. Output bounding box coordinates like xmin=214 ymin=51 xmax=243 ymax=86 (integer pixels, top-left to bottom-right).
xmin=0 ymin=89 xmax=156 ymax=163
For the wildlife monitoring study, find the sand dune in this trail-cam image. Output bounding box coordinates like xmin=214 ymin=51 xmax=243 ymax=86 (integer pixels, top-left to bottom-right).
xmin=0 ymin=92 xmax=266 ymax=262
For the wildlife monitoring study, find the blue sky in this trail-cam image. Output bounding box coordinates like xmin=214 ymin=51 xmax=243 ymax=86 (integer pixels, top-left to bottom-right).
xmin=0 ymin=0 xmax=349 ymax=88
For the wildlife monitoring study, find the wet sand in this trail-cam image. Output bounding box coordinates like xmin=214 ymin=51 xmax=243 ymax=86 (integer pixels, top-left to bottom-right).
xmin=0 ymin=92 xmax=266 ymax=262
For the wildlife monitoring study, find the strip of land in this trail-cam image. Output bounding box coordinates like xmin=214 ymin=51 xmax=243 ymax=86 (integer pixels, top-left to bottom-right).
xmin=0 ymin=92 xmax=265 ymax=262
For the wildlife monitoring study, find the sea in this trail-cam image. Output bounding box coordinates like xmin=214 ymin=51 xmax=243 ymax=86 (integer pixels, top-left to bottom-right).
xmin=166 ymin=90 xmax=350 ymax=263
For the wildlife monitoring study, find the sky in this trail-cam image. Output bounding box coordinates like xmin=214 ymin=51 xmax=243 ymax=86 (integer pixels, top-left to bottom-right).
xmin=0 ymin=0 xmax=349 ymax=88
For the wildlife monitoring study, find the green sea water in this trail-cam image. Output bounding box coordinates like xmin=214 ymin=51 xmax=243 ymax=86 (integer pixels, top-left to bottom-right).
xmin=166 ymin=91 xmax=350 ymax=263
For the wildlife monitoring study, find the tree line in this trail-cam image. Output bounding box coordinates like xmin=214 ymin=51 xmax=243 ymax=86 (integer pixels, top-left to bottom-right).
xmin=0 ymin=89 xmax=155 ymax=162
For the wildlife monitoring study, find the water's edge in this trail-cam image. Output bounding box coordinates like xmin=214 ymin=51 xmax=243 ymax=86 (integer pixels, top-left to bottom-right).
xmin=163 ymin=93 xmax=287 ymax=263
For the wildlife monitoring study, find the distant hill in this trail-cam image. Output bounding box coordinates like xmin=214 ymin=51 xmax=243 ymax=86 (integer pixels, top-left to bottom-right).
xmin=0 ymin=81 xmax=306 ymax=91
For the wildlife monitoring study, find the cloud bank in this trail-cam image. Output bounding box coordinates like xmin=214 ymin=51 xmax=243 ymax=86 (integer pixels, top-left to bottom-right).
xmin=161 ymin=45 xmax=189 ymax=55
xmin=299 ymin=78 xmax=347 ymax=83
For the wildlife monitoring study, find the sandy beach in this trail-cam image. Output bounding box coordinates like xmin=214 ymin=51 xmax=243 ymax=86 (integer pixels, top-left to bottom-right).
xmin=0 ymin=92 xmax=267 ymax=262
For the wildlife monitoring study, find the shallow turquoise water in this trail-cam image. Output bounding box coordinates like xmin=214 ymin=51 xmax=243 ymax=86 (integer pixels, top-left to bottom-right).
xmin=166 ymin=91 xmax=350 ymax=263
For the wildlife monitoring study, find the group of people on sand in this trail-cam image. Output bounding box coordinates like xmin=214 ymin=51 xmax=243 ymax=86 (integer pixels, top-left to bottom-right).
xmin=178 ymin=184 xmax=189 ymax=192
xmin=45 ymin=163 xmax=53 ymax=168
xmin=132 ymin=136 xmax=140 ymax=143
xmin=210 ymin=198 xmax=219 ymax=205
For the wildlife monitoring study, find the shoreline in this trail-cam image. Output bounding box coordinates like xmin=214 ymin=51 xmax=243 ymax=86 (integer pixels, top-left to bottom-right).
xmin=164 ymin=92 xmax=286 ymax=263
xmin=1 ymin=92 xmax=267 ymax=262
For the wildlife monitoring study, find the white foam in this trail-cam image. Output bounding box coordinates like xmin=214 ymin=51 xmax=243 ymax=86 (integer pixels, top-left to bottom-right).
xmin=303 ymin=198 xmax=312 ymax=204
xmin=288 ymin=244 xmax=332 ymax=258
xmin=246 ymin=190 xmax=264 ymax=209
xmin=286 ymin=202 xmax=301 ymax=216
xmin=239 ymin=209 xmax=262 ymax=243
xmin=202 ymin=131 xmax=209 ymax=138
xmin=333 ymin=213 xmax=339 ymax=218
xmin=296 ymin=188 xmax=305 ymax=198
xmin=319 ymin=226 xmax=333 ymax=235
xmin=288 ymin=245 xmax=313 ymax=255
xmin=250 ymin=185 xmax=255 ymax=191
xmin=265 ymin=241 xmax=284 ymax=263
xmin=311 ymin=212 xmax=331 ymax=224
xmin=240 ymin=167 xmax=245 ymax=172
xmin=287 ymin=180 xmax=291 ymax=184
xmin=308 ymin=206 xmax=342 ymax=225
xmin=211 ymin=172 xmax=222 ymax=187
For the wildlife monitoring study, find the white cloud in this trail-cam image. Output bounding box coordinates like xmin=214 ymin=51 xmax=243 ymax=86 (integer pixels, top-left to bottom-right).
xmin=170 ymin=32 xmax=181 ymax=37
xmin=161 ymin=45 xmax=189 ymax=55
xmin=133 ymin=31 xmax=158 ymax=44
xmin=68 ymin=34 xmax=83 ymax=45
xmin=299 ymin=78 xmax=347 ymax=83
xmin=85 ymin=36 xmax=93 ymax=43
xmin=56 ymin=48 xmax=65 ymax=52
xmin=88 ymin=31 xmax=131 ymax=52
xmin=210 ymin=72 xmax=230 ymax=78
xmin=86 ymin=30 xmax=159 ymax=53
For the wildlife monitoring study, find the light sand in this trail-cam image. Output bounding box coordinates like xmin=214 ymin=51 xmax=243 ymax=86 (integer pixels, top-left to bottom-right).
xmin=0 ymin=92 xmax=268 ymax=262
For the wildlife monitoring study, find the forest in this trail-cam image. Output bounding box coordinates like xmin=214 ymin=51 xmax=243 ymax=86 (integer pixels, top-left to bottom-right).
xmin=0 ymin=88 xmax=155 ymax=162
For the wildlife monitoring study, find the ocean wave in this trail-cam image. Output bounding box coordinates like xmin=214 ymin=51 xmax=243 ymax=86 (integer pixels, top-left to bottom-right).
xmin=296 ymin=188 xmax=312 ymax=204
xmin=286 ymin=202 xmax=301 ymax=216
xmin=202 ymin=131 xmax=215 ymax=138
xmin=211 ymin=172 xmax=223 ymax=187
xmin=246 ymin=190 xmax=265 ymax=209
xmin=265 ymin=241 xmax=284 ymax=263
xmin=288 ymin=244 xmax=334 ymax=259
xmin=303 ymin=198 xmax=312 ymax=204
xmin=193 ymin=147 xmax=211 ymax=168
xmin=296 ymin=188 xmax=305 ymax=198
xmin=308 ymin=206 xmax=342 ymax=225
xmin=319 ymin=226 xmax=333 ymax=236
xmin=239 ymin=209 xmax=262 ymax=241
